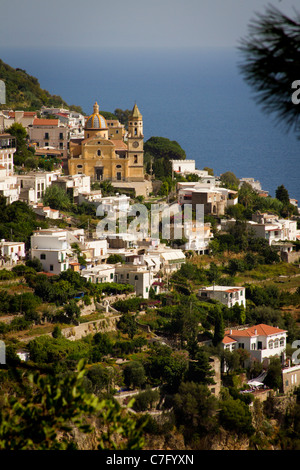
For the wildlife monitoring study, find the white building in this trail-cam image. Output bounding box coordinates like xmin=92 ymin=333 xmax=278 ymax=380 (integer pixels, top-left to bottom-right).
xmin=18 ymin=171 xmax=59 ymax=204
xmin=0 ymin=133 xmax=20 ymax=204
xmin=30 ymin=228 xmax=71 ymax=274
xmin=81 ymin=264 xmax=115 ymax=284
xmin=114 ymin=264 xmax=154 ymax=299
xmin=198 ymin=285 xmax=246 ymax=308
xmin=51 ymin=174 xmax=91 ymax=202
xmin=83 ymin=238 xmax=108 ymax=263
xmin=31 ymin=203 xmax=60 ymax=220
xmin=222 ymin=323 xmax=287 ymax=367
xmin=147 ymin=245 xmax=186 ymax=275
xmin=0 ymin=239 xmax=25 ymax=264
xmin=239 ymin=177 xmax=262 ymax=192
xmin=183 ymin=222 xmax=214 ymax=253
xmin=247 ymin=213 xmax=297 ymax=246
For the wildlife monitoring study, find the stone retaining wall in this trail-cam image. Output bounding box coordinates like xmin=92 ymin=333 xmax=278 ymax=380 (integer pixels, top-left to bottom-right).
xmin=61 ymin=315 xmax=121 ymax=341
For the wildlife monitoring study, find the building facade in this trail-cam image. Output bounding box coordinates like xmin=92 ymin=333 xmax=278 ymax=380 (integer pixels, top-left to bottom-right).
xmin=30 ymin=228 xmax=70 ymax=275
xmin=68 ymin=101 xmax=144 ymax=182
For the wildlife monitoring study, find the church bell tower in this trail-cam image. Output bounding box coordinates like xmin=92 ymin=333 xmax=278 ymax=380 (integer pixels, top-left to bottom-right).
xmin=127 ymin=103 xmax=144 ymax=181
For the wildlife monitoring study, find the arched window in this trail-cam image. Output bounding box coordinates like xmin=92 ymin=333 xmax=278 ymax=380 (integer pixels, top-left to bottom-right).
xmin=274 ymin=339 xmax=279 ymax=348
xmin=134 ymin=275 xmax=138 ymax=281
xmin=268 ymin=340 xmax=274 ymax=349
xmin=97 ymin=150 xmax=101 ymax=156
xmin=280 ymin=337 xmax=285 ymax=347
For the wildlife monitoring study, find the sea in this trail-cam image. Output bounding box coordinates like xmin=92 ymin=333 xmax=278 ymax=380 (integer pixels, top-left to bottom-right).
xmin=0 ymin=46 xmax=299 ymax=202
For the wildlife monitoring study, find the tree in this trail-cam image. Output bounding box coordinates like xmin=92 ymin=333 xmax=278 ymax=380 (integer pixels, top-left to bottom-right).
xmin=188 ymin=349 xmax=215 ymax=385
xmin=43 ymin=185 xmax=71 ymax=211
xmin=239 ymin=5 xmax=300 ymax=137
xmin=107 ymin=254 xmax=124 ymax=264
xmin=276 ymin=184 xmax=290 ymax=205
xmin=219 ymin=397 xmax=254 ymax=436
xmin=212 ymin=306 xmax=225 ymax=346
xmin=173 ymin=382 xmax=218 ymax=442
xmin=117 ymin=313 xmax=138 ymax=339
xmin=264 ymin=357 xmax=283 ymax=390
xmin=144 ymin=136 xmax=186 ymax=179
xmin=220 ymin=171 xmax=239 ymax=190
xmin=5 ymin=122 xmax=32 ymax=165
xmin=123 ymin=362 xmax=146 ymax=389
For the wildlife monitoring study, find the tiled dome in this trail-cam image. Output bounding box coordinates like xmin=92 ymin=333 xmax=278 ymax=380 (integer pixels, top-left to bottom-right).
xmin=85 ymin=101 xmax=107 ymax=129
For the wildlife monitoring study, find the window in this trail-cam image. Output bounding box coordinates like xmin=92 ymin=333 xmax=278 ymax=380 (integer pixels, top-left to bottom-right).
xmin=280 ymin=338 xmax=285 ymax=347
xmin=77 ymin=164 xmax=83 ymax=169
xmin=238 ymin=343 xmax=244 ymax=349
xmin=268 ymin=340 xmax=274 ymax=349
xmin=59 ymin=142 xmax=63 ymax=149
xmin=59 ymin=133 xmax=63 ymax=140
xmin=40 ymin=254 xmax=46 ymax=260
xmin=50 ymin=265 xmax=54 ymax=271
xmin=110 ymin=273 xmax=113 ymax=279
xmin=134 ymin=155 xmax=138 ymax=164
xmin=274 ymin=339 xmax=279 ymax=348
xmin=97 ymin=150 xmax=101 ymax=156
xmin=135 ymin=275 xmax=138 ymax=281
xmin=44 ymin=132 xmax=49 ymax=139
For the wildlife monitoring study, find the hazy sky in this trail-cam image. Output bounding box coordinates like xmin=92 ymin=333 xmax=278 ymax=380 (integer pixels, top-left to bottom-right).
xmin=1 ymin=0 xmax=298 ymax=50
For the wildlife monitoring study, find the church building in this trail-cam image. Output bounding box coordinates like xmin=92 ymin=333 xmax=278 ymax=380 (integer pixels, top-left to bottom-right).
xmin=68 ymin=101 xmax=144 ymax=182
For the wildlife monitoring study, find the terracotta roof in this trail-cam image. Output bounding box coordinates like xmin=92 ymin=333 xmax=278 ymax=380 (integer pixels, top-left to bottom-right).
xmin=33 ymin=118 xmax=59 ymax=126
xmin=222 ymin=336 xmax=237 ymax=344
xmin=9 ymin=111 xmax=37 ymax=117
xmin=225 ymin=323 xmax=287 ymax=339
xmin=110 ymin=139 xmax=128 ymax=150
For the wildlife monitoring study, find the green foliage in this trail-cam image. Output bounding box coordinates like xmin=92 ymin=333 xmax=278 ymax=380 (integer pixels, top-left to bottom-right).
xmin=132 ymin=387 xmax=160 ymax=412
xmin=220 ymin=171 xmax=239 ymax=190
xmin=144 ymin=136 xmax=186 ymax=179
xmin=113 ymin=108 xmax=132 ymax=128
xmin=43 ymin=185 xmax=72 ymax=211
xmin=123 ymin=361 xmax=146 ymax=389
xmin=0 ymin=360 xmax=145 ymax=450
xmin=173 ymin=382 xmax=218 ymax=443
xmin=107 ymin=254 xmax=124 ymax=264
xmin=238 ymin=5 xmax=300 ymax=136
xmin=113 ymin=297 xmax=142 ymax=313
xmin=0 ymin=58 xmax=83 ymax=112
xmin=0 ymin=200 xmax=48 ymax=245
xmin=117 ymin=313 xmax=138 ymax=339
xmin=219 ymin=397 xmax=255 ymax=436
xmin=264 ymin=358 xmax=283 ymax=390
xmin=145 ymin=344 xmax=189 ymax=392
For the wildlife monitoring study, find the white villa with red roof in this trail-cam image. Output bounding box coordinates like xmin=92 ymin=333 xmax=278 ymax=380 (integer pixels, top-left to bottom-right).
xmin=222 ymin=323 xmax=287 ymax=367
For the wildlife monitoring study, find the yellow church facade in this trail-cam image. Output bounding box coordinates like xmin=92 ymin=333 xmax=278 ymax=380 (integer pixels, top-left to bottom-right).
xmin=68 ymin=102 xmax=144 ymax=182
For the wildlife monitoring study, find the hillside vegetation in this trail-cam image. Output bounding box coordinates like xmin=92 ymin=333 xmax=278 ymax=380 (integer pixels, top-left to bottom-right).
xmin=0 ymin=58 xmax=83 ymax=113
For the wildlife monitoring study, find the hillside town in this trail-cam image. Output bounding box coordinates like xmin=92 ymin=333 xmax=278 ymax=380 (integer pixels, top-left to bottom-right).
xmin=0 ymin=97 xmax=300 ymax=450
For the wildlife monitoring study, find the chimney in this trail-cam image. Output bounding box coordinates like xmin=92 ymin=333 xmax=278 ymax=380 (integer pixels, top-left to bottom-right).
xmin=254 ymin=329 xmax=257 ymax=335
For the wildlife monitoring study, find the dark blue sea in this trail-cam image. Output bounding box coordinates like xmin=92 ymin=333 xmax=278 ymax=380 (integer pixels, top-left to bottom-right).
xmin=0 ymin=46 xmax=299 ymax=201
